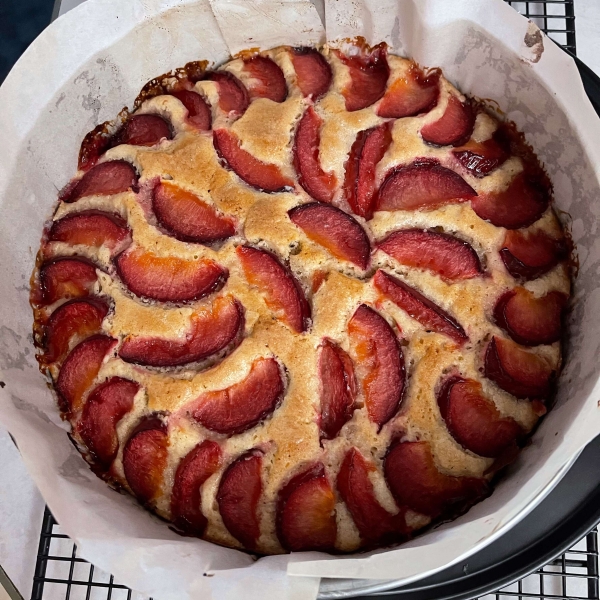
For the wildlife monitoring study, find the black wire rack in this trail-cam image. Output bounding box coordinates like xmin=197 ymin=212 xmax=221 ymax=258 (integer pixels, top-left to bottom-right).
xmin=484 ymin=529 xmax=599 ymax=600
xmin=28 ymin=1 xmax=582 ymax=600
xmin=30 ymin=509 xmax=599 ymax=600
xmin=506 ymin=0 xmax=576 ymax=52
xmin=32 ymin=508 xmax=153 ymax=600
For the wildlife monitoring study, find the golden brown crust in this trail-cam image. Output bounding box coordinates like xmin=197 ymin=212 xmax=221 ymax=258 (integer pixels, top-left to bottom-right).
xmin=31 ymin=43 xmax=570 ymax=555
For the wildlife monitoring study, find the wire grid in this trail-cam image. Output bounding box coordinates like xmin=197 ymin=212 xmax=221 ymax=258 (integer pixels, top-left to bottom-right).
xmin=505 ymin=0 xmax=576 ymax=52
xmin=31 ymin=509 xmax=599 ymax=600
xmin=29 ymin=1 xmax=579 ymax=599
xmin=32 ymin=509 xmax=152 ymax=600
xmin=479 ymin=529 xmax=599 ymax=600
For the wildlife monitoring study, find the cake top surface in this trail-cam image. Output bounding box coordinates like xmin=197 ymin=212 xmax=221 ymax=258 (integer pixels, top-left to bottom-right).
xmin=31 ymin=42 xmax=570 ymax=555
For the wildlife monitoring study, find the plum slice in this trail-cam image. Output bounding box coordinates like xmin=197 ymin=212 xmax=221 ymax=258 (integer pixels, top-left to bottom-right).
xmin=38 ymin=257 xmax=98 ymax=305
xmin=453 ymin=137 xmax=508 ymax=178
xmin=311 ymin=269 xmax=328 ymax=293
xmin=78 ymin=123 xmax=113 ymax=172
xmin=116 ymin=114 xmax=172 ymax=147
xmin=471 ymin=172 xmax=549 ymax=229
xmin=119 ymin=295 xmax=244 ymax=367
xmin=237 ymin=245 xmax=310 ymax=333
xmin=384 ymin=440 xmax=487 ymax=517
xmin=348 ymin=304 xmax=405 ymax=429
xmin=377 ymin=64 xmax=440 ymax=119
xmin=493 ymin=287 xmax=567 ymax=346
xmin=373 ymin=270 xmax=468 ymax=345
xmin=378 ymin=229 xmax=482 ymax=281
xmin=213 ymin=128 xmax=294 ymax=193
xmin=170 ymin=90 xmax=212 ymax=130
xmin=337 ymin=447 xmax=407 ymax=546
xmin=290 ymin=47 xmax=332 ymax=99
xmin=48 ymin=210 xmax=130 ymax=253
xmin=500 ymin=229 xmax=566 ymax=281
xmin=484 ymin=336 xmax=554 ymax=399
xmin=344 ymin=122 xmax=393 ymax=220
xmin=288 ymin=202 xmax=371 ymax=269
xmin=277 ymin=463 xmax=336 ymax=551
xmin=43 ymin=298 xmax=108 ymax=364
xmin=335 ymin=43 xmax=389 ymax=112
xmin=243 ymin=55 xmax=287 ymax=103
xmin=123 ymin=416 xmax=169 ymax=504
xmin=318 ymin=339 xmax=357 ymax=440
xmin=171 ymin=440 xmax=222 ymax=535
xmin=421 ymin=95 xmax=475 ymax=147
xmin=437 ymin=376 xmax=523 ymax=458
xmin=60 ymin=160 xmax=139 ymax=204
xmin=115 ymin=247 xmax=227 ymax=303
xmin=188 ymin=358 xmax=284 ymax=435
xmin=293 ymin=106 xmax=337 ymax=203
xmin=204 ymin=71 xmax=250 ymax=116
xmin=376 ymin=160 xmax=477 ymax=212
xmin=78 ymin=376 xmax=139 ymax=470
xmin=153 ymin=181 xmax=235 ymax=244
xmin=217 ymin=450 xmax=263 ymax=550
xmin=75 ymin=115 xmax=172 ymax=170
xmin=56 ymin=334 xmax=117 ymax=414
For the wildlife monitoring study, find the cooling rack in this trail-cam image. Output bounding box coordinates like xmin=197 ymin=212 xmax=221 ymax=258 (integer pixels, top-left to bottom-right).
xmin=30 ymin=509 xmax=599 ymax=600
xmin=507 ymin=0 xmax=576 ymax=52
xmin=32 ymin=508 xmax=151 ymax=600
xmin=29 ymin=1 xmax=589 ymax=599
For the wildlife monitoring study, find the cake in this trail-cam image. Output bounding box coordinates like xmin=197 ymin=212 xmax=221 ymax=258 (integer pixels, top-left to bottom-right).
xmin=30 ymin=41 xmax=571 ymax=554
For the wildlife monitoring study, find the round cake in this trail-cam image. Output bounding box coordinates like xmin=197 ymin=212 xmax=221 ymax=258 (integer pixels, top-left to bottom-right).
xmin=30 ymin=41 xmax=571 ymax=555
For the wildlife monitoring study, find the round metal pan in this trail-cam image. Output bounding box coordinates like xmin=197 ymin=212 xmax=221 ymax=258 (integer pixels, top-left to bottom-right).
xmin=354 ymin=432 xmax=600 ymax=600
xmin=319 ymin=54 xmax=600 ymax=600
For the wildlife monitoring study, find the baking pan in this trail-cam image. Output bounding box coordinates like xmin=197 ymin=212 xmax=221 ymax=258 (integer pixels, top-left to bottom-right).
xmin=342 ymin=432 xmax=600 ymax=599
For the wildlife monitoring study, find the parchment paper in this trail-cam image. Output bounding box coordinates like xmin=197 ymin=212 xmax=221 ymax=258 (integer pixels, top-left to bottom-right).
xmin=1 ymin=0 xmax=600 ymax=599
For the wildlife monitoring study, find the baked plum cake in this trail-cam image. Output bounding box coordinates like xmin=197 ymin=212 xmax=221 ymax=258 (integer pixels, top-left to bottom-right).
xmin=31 ymin=41 xmax=571 ymax=554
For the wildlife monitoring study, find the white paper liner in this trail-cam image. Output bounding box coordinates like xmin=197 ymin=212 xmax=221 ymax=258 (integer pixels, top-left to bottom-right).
xmin=209 ymin=0 xmax=325 ymax=53
xmin=1 ymin=0 xmax=600 ymax=599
